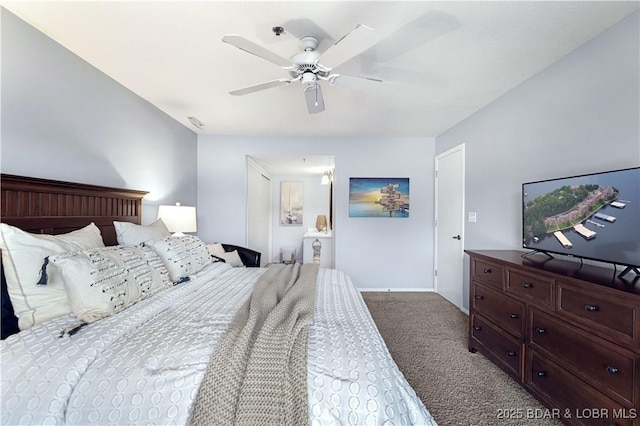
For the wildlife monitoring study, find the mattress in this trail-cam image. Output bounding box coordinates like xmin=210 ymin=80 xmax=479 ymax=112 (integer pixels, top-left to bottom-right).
xmin=1 ymin=262 xmax=436 ymax=425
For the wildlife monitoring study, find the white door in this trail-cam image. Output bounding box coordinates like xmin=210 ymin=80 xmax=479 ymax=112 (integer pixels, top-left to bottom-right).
xmin=435 ymin=144 xmax=465 ymax=309
xmin=247 ymin=160 xmax=271 ymax=266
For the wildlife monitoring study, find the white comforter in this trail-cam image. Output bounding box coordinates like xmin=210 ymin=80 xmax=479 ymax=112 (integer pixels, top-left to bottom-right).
xmin=1 ymin=263 xmax=436 ymax=425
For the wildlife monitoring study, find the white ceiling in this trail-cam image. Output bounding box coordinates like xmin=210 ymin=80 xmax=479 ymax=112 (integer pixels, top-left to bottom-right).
xmin=3 ymin=1 xmax=638 ymax=143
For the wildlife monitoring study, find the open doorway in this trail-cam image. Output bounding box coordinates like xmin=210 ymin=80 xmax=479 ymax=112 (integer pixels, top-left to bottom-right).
xmin=247 ymin=158 xmax=272 ymax=266
xmin=247 ymin=155 xmax=335 ymax=264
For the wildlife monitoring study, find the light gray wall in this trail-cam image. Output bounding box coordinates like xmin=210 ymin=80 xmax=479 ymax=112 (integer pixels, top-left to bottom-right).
xmin=1 ymin=9 xmax=198 ymax=224
xmin=436 ymin=12 xmax=640 ymax=309
xmin=198 ymin=136 xmax=436 ymax=291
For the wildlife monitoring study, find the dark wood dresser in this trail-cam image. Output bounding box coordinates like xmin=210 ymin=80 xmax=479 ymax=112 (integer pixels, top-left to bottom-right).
xmin=466 ymin=250 xmax=639 ymax=426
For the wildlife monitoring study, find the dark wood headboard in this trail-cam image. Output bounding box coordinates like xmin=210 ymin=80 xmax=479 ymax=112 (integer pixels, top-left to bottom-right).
xmin=1 ymin=174 xmax=148 ymax=245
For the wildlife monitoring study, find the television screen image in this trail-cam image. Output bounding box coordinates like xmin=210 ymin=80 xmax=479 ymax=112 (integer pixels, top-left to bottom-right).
xmin=522 ymin=167 xmax=640 ymax=271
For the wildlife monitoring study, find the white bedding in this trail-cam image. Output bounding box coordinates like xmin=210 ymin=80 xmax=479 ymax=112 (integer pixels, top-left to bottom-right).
xmin=1 ymin=263 xmax=436 ymax=425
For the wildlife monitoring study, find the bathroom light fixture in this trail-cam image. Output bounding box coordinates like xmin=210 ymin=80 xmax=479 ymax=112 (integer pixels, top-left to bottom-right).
xmin=321 ymin=170 xmax=332 ymax=185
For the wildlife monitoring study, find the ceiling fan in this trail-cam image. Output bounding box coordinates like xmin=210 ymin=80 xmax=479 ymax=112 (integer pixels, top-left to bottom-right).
xmin=222 ymin=25 xmax=391 ymax=114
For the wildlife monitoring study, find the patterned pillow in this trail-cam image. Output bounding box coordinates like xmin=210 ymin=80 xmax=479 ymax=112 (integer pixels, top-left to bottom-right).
xmin=138 ymin=243 xmax=173 ymax=292
xmin=113 ymin=219 xmax=170 ymax=245
xmin=145 ymin=235 xmax=213 ymax=282
xmin=49 ymin=245 xmax=173 ymax=324
xmin=0 ymin=222 xmax=105 ymax=330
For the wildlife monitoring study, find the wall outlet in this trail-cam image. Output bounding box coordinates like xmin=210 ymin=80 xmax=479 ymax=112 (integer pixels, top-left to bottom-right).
xmin=468 ymin=212 xmax=477 ymax=222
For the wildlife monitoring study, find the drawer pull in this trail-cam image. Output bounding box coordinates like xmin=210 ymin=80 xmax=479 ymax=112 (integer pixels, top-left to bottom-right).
xmin=473 ymin=325 xmax=482 ymax=331
xmin=522 ymin=282 xmax=533 ymax=288
xmin=584 ymin=304 xmax=599 ymax=312
xmin=606 ymin=365 xmax=619 ymax=375
xmin=483 ymin=268 xmax=492 ymax=274
xmin=536 ymin=371 xmax=547 ymax=377
xmin=506 ymin=351 xmax=517 ymax=357
xmin=475 ymin=295 xmax=484 ymax=300
xmin=509 ymin=313 xmax=519 ymax=319
xmin=535 ymin=327 xmax=546 ymax=334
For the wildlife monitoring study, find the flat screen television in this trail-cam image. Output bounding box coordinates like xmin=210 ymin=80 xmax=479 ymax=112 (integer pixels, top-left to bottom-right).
xmin=522 ymin=167 xmax=640 ymax=277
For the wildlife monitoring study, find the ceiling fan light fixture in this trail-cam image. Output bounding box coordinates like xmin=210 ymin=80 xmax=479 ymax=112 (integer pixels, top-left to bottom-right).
xmin=301 ymin=72 xmax=317 ymax=87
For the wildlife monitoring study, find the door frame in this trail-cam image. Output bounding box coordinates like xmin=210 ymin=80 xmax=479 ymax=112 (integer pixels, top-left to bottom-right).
xmin=246 ymin=157 xmax=272 ymax=266
xmin=434 ymin=143 xmax=466 ymax=312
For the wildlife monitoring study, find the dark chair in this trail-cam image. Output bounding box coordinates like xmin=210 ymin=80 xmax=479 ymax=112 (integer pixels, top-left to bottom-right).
xmin=1 ymin=266 xmax=19 ymax=339
xmin=221 ymin=244 xmax=261 ymax=267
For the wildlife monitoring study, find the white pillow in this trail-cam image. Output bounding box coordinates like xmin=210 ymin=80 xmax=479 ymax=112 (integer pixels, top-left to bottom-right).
xmin=0 ymin=222 xmax=105 ymax=330
xmin=215 ymin=250 xmax=244 ymax=267
xmin=146 ymin=235 xmax=213 ymax=282
xmin=113 ymin=219 xmax=170 ymax=245
xmin=50 ymin=245 xmax=173 ymax=324
xmin=206 ymin=243 xmax=226 ymax=257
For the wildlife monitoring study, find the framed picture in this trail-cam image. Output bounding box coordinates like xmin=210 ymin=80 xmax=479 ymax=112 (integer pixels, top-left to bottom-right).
xmin=349 ymin=177 xmax=410 ymax=217
xmin=280 ymin=181 xmax=304 ymax=225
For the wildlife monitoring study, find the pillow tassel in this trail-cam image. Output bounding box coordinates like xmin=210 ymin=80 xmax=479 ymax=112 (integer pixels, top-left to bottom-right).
xmin=36 ymin=256 xmax=50 ymax=285
xmin=59 ymin=322 xmax=87 ymax=338
xmin=176 ymin=276 xmax=191 ymax=284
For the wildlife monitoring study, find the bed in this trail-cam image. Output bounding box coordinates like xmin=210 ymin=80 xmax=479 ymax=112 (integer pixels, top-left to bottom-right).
xmin=0 ymin=174 xmax=436 ymax=426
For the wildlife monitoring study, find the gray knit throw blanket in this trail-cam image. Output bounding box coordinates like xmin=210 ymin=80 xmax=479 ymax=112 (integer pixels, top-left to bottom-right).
xmin=189 ymin=263 xmax=318 ymax=426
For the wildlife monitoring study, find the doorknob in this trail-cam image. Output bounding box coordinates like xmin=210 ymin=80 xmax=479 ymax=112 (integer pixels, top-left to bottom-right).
xmin=452 ymin=235 xmax=461 ymax=240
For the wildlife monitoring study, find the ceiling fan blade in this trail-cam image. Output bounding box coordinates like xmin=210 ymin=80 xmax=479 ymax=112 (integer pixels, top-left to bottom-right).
xmin=222 ymin=35 xmax=292 ymax=69
xmin=320 ymin=25 xmax=380 ymax=71
xmin=328 ymin=74 xmax=393 ymax=91
xmin=304 ymin=84 xmax=325 ymax=114
xmin=229 ymin=79 xmax=291 ymax=96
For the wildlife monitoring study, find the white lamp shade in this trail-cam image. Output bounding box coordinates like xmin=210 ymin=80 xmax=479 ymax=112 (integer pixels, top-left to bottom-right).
xmin=157 ymin=204 xmax=197 ymax=233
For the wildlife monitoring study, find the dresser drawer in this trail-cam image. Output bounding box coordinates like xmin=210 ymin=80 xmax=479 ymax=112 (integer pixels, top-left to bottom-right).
xmin=472 ymin=282 xmax=525 ymax=339
xmin=530 ymin=308 xmax=638 ymax=406
xmin=506 ymin=269 xmax=554 ymax=308
xmin=471 ymin=314 xmax=522 ymax=378
xmin=471 ymin=258 xmax=505 ymax=290
xmin=557 ymin=281 xmax=637 ymax=347
xmin=527 ymin=350 xmax=635 ymax=426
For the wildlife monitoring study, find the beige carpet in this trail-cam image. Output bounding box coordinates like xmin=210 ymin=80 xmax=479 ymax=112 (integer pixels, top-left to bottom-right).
xmin=362 ymin=292 xmax=562 ymax=426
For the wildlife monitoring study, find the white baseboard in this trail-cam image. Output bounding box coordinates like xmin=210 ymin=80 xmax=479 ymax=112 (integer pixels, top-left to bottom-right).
xmin=358 ymin=288 xmax=436 ymax=292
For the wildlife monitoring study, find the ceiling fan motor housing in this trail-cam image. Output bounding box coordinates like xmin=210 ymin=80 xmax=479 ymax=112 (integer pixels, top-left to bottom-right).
xmin=290 ymin=50 xmax=320 ymax=67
